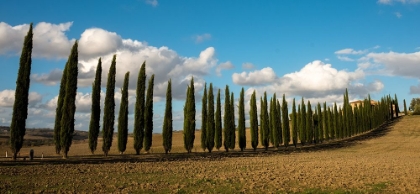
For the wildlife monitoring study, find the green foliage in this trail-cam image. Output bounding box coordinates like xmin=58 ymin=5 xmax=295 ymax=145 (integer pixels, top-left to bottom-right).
xmin=291 ymin=98 xmax=298 ymax=147
xmin=144 ymin=74 xmax=155 ymax=152
xmin=403 ymin=99 xmax=408 ymax=115
xmin=250 ymin=90 xmax=258 ymax=151
xmin=134 ymin=62 xmax=146 ymax=154
xmin=394 ymin=94 xmax=399 ymax=117
xmin=183 ymin=78 xmax=196 ymax=153
xmin=410 ymin=98 xmax=420 ymax=111
xmin=201 ymin=84 xmax=207 ymax=151
xmin=299 ymin=98 xmax=306 ymax=145
xmin=306 ymin=101 xmax=313 ymax=144
xmin=162 ymin=79 xmax=172 ymax=154
xmin=60 ymin=41 xmax=79 ymax=159
xmin=229 ymin=93 xmax=235 ymax=150
xmin=102 ymin=55 xmax=117 ymax=157
xmin=118 ymin=72 xmax=130 ymax=154
xmin=269 ymin=96 xmax=275 ymax=146
xmin=282 ymin=94 xmax=290 ymax=147
xmin=88 ymin=58 xmax=102 ymax=154
xmin=206 ymin=83 xmax=215 ymax=152
xmin=223 ymin=85 xmax=231 ymax=151
xmin=317 ymin=103 xmax=323 ymax=143
xmin=215 ymin=89 xmax=222 ymax=150
xmin=261 ymin=92 xmax=270 ymax=150
xmin=54 ymin=63 xmax=67 ymax=155
xmin=10 ymin=23 xmax=33 ymax=160
xmin=238 ymin=88 xmax=246 ymax=151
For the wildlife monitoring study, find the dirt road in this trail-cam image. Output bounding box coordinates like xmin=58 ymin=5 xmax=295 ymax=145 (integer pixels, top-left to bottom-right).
xmin=1 ymin=116 xmax=420 ymax=193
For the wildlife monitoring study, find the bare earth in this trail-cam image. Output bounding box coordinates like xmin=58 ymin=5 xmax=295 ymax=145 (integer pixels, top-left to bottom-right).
xmin=1 ymin=116 xmax=420 ymax=193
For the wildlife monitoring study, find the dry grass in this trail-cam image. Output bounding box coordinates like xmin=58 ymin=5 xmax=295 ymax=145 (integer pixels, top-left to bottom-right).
xmin=1 ymin=116 xmax=420 ymax=193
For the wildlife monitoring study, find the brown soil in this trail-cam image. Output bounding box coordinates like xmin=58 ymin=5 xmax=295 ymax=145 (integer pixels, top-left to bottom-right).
xmin=1 ymin=116 xmax=419 ymax=193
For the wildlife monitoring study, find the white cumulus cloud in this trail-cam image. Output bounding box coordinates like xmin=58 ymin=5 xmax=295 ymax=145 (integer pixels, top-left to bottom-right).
xmin=216 ymin=61 xmax=234 ymax=76
xmin=232 ymin=67 xmax=277 ymax=86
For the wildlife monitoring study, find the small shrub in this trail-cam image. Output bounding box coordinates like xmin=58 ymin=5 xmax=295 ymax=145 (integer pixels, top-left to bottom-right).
xmin=413 ymin=104 xmax=420 ymax=115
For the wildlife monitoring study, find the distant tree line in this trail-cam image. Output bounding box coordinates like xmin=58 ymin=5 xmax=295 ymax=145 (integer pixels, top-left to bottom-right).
xmin=10 ymin=25 xmax=403 ymax=160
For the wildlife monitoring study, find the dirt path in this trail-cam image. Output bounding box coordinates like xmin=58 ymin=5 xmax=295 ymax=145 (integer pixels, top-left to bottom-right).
xmin=1 ymin=116 xmax=420 ymax=193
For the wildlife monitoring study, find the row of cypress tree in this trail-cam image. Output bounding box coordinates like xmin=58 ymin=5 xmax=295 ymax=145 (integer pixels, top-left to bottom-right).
xmin=9 ymin=26 xmax=401 ymax=159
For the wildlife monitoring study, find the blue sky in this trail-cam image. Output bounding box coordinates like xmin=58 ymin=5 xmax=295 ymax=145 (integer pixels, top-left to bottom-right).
xmin=0 ymin=0 xmax=419 ymax=133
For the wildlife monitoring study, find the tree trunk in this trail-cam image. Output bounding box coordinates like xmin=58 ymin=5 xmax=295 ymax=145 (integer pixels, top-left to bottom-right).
xmin=12 ymin=152 xmax=17 ymax=161
xmin=135 ymin=150 xmax=140 ymax=155
xmin=62 ymin=152 xmax=68 ymax=159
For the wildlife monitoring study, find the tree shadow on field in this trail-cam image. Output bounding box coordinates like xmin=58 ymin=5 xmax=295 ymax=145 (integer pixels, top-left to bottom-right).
xmin=0 ymin=117 xmax=400 ymax=166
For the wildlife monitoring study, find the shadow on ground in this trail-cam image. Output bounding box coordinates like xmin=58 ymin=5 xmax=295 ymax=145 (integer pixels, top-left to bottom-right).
xmin=0 ymin=117 xmax=400 ymax=166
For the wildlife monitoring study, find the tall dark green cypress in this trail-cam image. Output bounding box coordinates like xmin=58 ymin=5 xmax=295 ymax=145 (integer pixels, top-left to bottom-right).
xmin=88 ymin=58 xmax=102 ymax=154
xmin=394 ymin=94 xmax=399 ymax=118
xmin=250 ymin=90 xmax=258 ymax=151
xmin=323 ymin=102 xmax=329 ymax=141
xmin=277 ymin=100 xmax=282 ymax=146
xmin=300 ymin=98 xmax=306 ymax=146
xmin=306 ymin=101 xmax=313 ymax=144
xmin=333 ymin=103 xmax=338 ymax=139
xmin=162 ymin=79 xmax=172 ymax=154
xmin=271 ymin=94 xmax=280 ymax=148
xmin=403 ymin=99 xmax=408 ymax=115
xmin=54 ymin=63 xmax=67 ymax=155
xmin=60 ymin=41 xmax=79 ymax=159
xmin=223 ymin=86 xmax=231 ymax=151
xmin=238 ymin=88 xmax=246 ymax=151
xmin=317 ymin=103 xmax=323 ymax=143
xmin=10 ymin=23 xmax=33 ymax=160
xmin=134 ymin=62 xmax=146 ymax=155
xmin=184 ymin=78 xmax=196 ymax=153
xmin=102 ymin=55 xmax=117 ymax=157
xmin=206 ymin=83 xmax=215 ymax=152
xmin=229 ymin=92 xmax=235 ymax=150
xmin=262 ymin=92 xmax=270 ymax=150
xmin=291 ymin=98 xmax=298 ymax=147
xmin=201 ymin=84 xmax=207 ymax=151
xmin=270 ymin=96 xmax=276 ymax=146
xmin=118 ymin=72 xmax=130 ymax=154
xmin=215 ymin=89 xmax=222 ymax=150
xmin=144 ymin=74 xmax=155 ymax=152
xmin=282 ymin=94 xmax=290 ymax=148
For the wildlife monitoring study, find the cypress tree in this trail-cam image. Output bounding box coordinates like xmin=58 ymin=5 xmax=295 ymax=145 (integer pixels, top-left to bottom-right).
xmin=394 ymin=94 xmax=399 ymax=117
xmin=215 ymin=89 xmax=222 ymax=150
xmin=223 ymin=86 xmax=231 ymax=151
xmin=201 ymin=84 xmax=207 ymax=151
xmin=162 ymin=79 xmax=172 ymax=154
xmin=88 ymin=58 xmax=102 ymax=154
xmin=262 ymin=92 xmax=270 ymax=150
xmin=60 ymin=41 xmax=79 ymax=159
xmin=260 ymin=97 xmax=263 ymax=147
xmin=282 ymin=94 xmax=290 ymax=148
xmin=206 ymin=83 xmax=215 ymax=152
xmin=250 ymin=90 xmax=258 ymax=151
xmin=229 ymin=92 xmax=235 ymax=150
xmin=118 ymin=72 xmax=130 ymax=154
xmin=144 ymin=74 xmax=155 ymax=152
xmin=403 ymin=99 xmax=408 ymax=115
xmin=333 ymin=103 xmax=338 ymax=139
xmin=317 ymin=103 xmax=323 ymax=143
xmin=134 ymin=62 xmax=146 ymax=155
xmin=306 ymin=101 xmax=313 ymax=144
xmin=270 ymin=96 xmax=276 ymax=146
xmin=323 ymin=102 xmax=329 ymax=141
xmin=291 ymin=98 xmax=298 ymax=147
xmin=277 ymin=100 xmax=282 ymax=146
xmin=184 ymin=78 xmax=196 ymax=153
xmin=10 ymin=23 xmax=33 ymax=160
xmin=238 ymin=87 xmax=246 ymax=151
xmin=300 ymin=98 xmax=306 ymax=146
xmin=54 ymin=63 xmax=67 ymax=155
xmin=183 ymin=86 xmax=191 ymax=151
xmin=102 ymin=54 xmax=117 ymax=157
